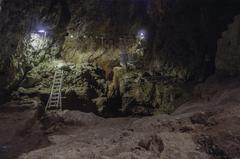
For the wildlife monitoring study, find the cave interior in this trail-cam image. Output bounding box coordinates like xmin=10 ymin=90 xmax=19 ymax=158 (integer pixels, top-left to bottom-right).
xmin=0 ymin=0 xmax=240 ymax=158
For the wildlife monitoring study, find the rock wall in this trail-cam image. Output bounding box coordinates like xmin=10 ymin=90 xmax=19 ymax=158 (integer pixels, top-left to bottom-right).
xmin=216 ymin=15 xmax=240 ymax=75
xmin=62 ymin=0 xmax=148 ymax=76
xmin=1 ymin=0 xmax=240 ymax=114
xmin=0 ymin=0 xmax=70 ymax=103
xmin=147 ymin=0 xmax=240 ymax=81
xmin=60 ymin=0 xmax=240 ymax=81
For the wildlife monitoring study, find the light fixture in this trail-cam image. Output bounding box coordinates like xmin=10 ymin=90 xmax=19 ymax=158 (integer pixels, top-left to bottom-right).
xmin=137 ymin=29 xmax=147 ymax=41
xmin=70 ymin=35 xmax=74 ymax=38
xmin=139 ymin=32 xmax=145 ymax=40
xmin=38 ymin=29 xmax=47 ymax=37
xmin=38 ymin=30 xmax=46 ymax=33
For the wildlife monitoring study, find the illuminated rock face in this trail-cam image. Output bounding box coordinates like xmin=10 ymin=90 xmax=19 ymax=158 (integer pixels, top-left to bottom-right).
xmin=1 ymin=0 xmax=240 ymax=113
xmin=0 ymin=0 xmax=70 ymax=103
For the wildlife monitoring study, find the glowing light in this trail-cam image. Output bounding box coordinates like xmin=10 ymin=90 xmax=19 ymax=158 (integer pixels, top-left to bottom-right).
xmin=36 ymin=29 xmax=47 ymax=37
xmin=139 ymin=32 xmax=145 ymax=40
xmin=38 ymin=30 xmax=46 ymax=33
xmin=70 ymin=35 xmax=74 ymax=38
xmin=137 ymin=30 xmax=147 ymax=40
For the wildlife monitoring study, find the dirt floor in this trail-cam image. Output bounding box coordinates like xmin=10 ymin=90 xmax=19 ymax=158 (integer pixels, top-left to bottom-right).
xmin=0 ymin=75 xmax=240 ymax=159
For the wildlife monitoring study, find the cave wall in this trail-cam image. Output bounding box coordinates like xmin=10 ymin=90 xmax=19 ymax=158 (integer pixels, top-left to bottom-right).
xmin=147 ymin=0 xmax=240 ymax=81
xmin=0 ymin=0 xmax=70 ymax=103
xmin=216 ymin=15 xmax=240 ymax=75
xmin=0 ymin=0 xmax=33 ymax=102
xmin=62 ymin=0 xmax=149 ymax=76
xmin=1 ymin=0 xmax=240 ymax=112
xmin=61 ymin=0 xmax=240 ymax=81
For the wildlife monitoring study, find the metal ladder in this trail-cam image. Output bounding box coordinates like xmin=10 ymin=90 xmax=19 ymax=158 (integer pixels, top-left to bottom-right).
xmin=45 ymin=69 xmax=63 ymax=112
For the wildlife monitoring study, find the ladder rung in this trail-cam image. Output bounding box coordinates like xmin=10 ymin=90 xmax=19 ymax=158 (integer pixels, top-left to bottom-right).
xmin=46 ymin=69 xmax=63 ymax=112
xmin=49 ymin=102 xmax=59 ymax=104
xmin=48 ymin=105 xmax=58 ymax=108
xmin=52 ymin=92 xmax=60 ymax=94
xmin=53 ymin=88 xmax=60 ymax=90
xmin=49 ymin=103 xmax=58 ymax=106
xmin=52 ymin=91 xmax=60 ymax=93
xmin=54 ymin=82 xmax=61 ymax=84
xmin=50 ymin=100 xmax=58 ymax=102
xmin=52 ymin=94 xmax=59 ymax=97
xmin=52 ymin=93 xmax=60 ymax=95
xmin=50 ymin=97 xmax=59 ymax=99
xmin=48 ymin=103 xmax=58 ymax=106
xmin=53 ymin=86 xmax=61 ymax=89
xmin=52 ymin=90 xmax=60 ymax=92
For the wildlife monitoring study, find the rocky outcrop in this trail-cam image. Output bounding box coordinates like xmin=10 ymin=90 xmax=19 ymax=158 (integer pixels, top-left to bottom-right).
xmin=1 ymin=0 xmax=240 ymax=114
xmin=107 ymin=68 xmax=190 ymax=116
xmin=16 ymin=62 xmax=190 ymax=116
xmin=16 ymin=62 xmax=107 ymax=113
xmin=0 ymin=0 xmax=70 ymax=103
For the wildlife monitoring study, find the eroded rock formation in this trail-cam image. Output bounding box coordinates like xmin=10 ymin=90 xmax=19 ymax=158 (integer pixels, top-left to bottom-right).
xmin=1 ymin=0 xmax=240 ymax=114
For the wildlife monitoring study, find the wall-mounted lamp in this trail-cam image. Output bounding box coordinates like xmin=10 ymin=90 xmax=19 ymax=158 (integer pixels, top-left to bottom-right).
xmin=38 ymin=29 xmax=47 ymax=37
xmin=137 ymin=29 xmax=147 ymax=41
xmin=140 ymin=32 xmax=145 ymax=40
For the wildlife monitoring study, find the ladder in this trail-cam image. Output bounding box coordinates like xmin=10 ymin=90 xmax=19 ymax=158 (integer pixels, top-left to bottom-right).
xmin=45 ymin=69 xmax=63 ymax=112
